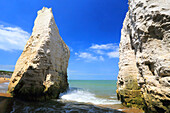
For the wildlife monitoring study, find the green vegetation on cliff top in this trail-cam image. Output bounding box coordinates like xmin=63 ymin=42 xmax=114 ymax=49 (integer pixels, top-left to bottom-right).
xmin=0 ymin=70 xmax=13 ymax=74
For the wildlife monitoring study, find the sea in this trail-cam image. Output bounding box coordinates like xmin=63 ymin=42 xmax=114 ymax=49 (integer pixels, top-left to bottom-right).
xmin=62 ymin=80 xmax=120 ymax=105
xmin=0 ymin=80 xmax=125 ymax=113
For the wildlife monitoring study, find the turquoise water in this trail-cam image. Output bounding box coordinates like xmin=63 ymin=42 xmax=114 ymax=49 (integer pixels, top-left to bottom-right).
xmin=69 ymin=80 xmax=117 ymax=97
xmin=0 ymin=80 xmax=120 ymax=105
xmin=0 ymin=80 xmax=123 ymax=112
xmin=60 ymin=80 xmax=120 ymax=105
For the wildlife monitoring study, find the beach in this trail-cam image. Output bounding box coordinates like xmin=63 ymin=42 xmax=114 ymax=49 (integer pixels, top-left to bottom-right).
xmin=0 ymin=77 xmax=10 ymax=84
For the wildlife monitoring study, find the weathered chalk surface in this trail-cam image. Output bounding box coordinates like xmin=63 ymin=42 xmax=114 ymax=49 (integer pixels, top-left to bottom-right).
xmin=8 ymin=7 xmax=70 ymax=101
xmin=117 ymin=0 xmax=170 ymax=112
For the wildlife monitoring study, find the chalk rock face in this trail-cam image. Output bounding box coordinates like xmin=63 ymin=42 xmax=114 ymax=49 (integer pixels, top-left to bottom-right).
xmin=117 ymin=0 xmax=170 ymax=112
xmin=117 ymin=11 xmax=144 ymax=109
xmin=8 ymin=7 xmax=70 ymax=101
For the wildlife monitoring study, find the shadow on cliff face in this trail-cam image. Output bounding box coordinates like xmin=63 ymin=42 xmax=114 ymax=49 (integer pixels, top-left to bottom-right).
xmin=0 ymin=96 xmax=14 ymax=113
xmin=0 ymin=96 xmax=124 ymax=113
xmin=9 ymin=65 xmax=66 ymax=101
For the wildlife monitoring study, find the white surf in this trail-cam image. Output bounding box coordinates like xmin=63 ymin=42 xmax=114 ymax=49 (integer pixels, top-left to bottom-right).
xmin=60 ymin=88 xmax=121 ymax=105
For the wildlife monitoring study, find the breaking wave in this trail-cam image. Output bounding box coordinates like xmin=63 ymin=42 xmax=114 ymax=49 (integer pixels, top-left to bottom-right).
xmin=60 ymin=87 xmax=121 ymax=105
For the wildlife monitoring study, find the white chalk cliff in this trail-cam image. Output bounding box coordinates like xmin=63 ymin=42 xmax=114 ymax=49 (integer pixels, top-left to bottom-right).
xmin=8 ymin=7 xmax=70 ymax=101
xmin=117 ymin=0 xmax=170 ymax=112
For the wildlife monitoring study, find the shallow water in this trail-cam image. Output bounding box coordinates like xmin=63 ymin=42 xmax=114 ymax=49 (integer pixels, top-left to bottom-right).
xmin=0 ymin=80 xmax=125 ymax=113
xmin=62 ymin=80 xmax=121 ymax=105
xmin=0 ymin=98 xmax=123 ymax=113
xmin=60 ymin=87 xmax=120 ymax=105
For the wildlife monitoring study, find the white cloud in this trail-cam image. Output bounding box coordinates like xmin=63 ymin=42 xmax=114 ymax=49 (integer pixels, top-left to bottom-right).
xmin=75 ymin=43 xmax=119 ymax=61
xmin=75 ymin=52 xmax=78 ymax=55
xmin=76 ymin=52 xmax=97 ymax=61
xmin=107 ymin=51 xmax=119 ymax=58
xmin=94 ymin=50 xmax=105 ymax=55
xmin=99 ymin=56 xmax=104 ymax=61
xmin=75 ymin=52 xmax=105 ymax=62
xmin=90 ymin=43 xmax=118 ymax=50
xmin=68 ymin=46 xmax=73 ymax=52
xmin=107 ymin=48 xmax=119 ymax=58
xmin=89 ymin=43 xmax=119 ymax=58
xmin=0 ymin=25 xmax=30 ymax=51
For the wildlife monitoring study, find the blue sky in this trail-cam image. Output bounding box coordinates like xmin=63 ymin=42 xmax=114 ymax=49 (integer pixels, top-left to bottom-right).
xmin=0 ymin=0 xmax=128 ymax=80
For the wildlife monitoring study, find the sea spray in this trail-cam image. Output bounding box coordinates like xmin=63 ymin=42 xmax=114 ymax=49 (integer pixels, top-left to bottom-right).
xmin=60 ymin=87 xmax=121 ymax=105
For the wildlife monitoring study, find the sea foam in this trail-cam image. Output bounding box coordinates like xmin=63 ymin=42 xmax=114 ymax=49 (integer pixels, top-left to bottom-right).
xmin=60 ymin=88 xmax=121 ymax=105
